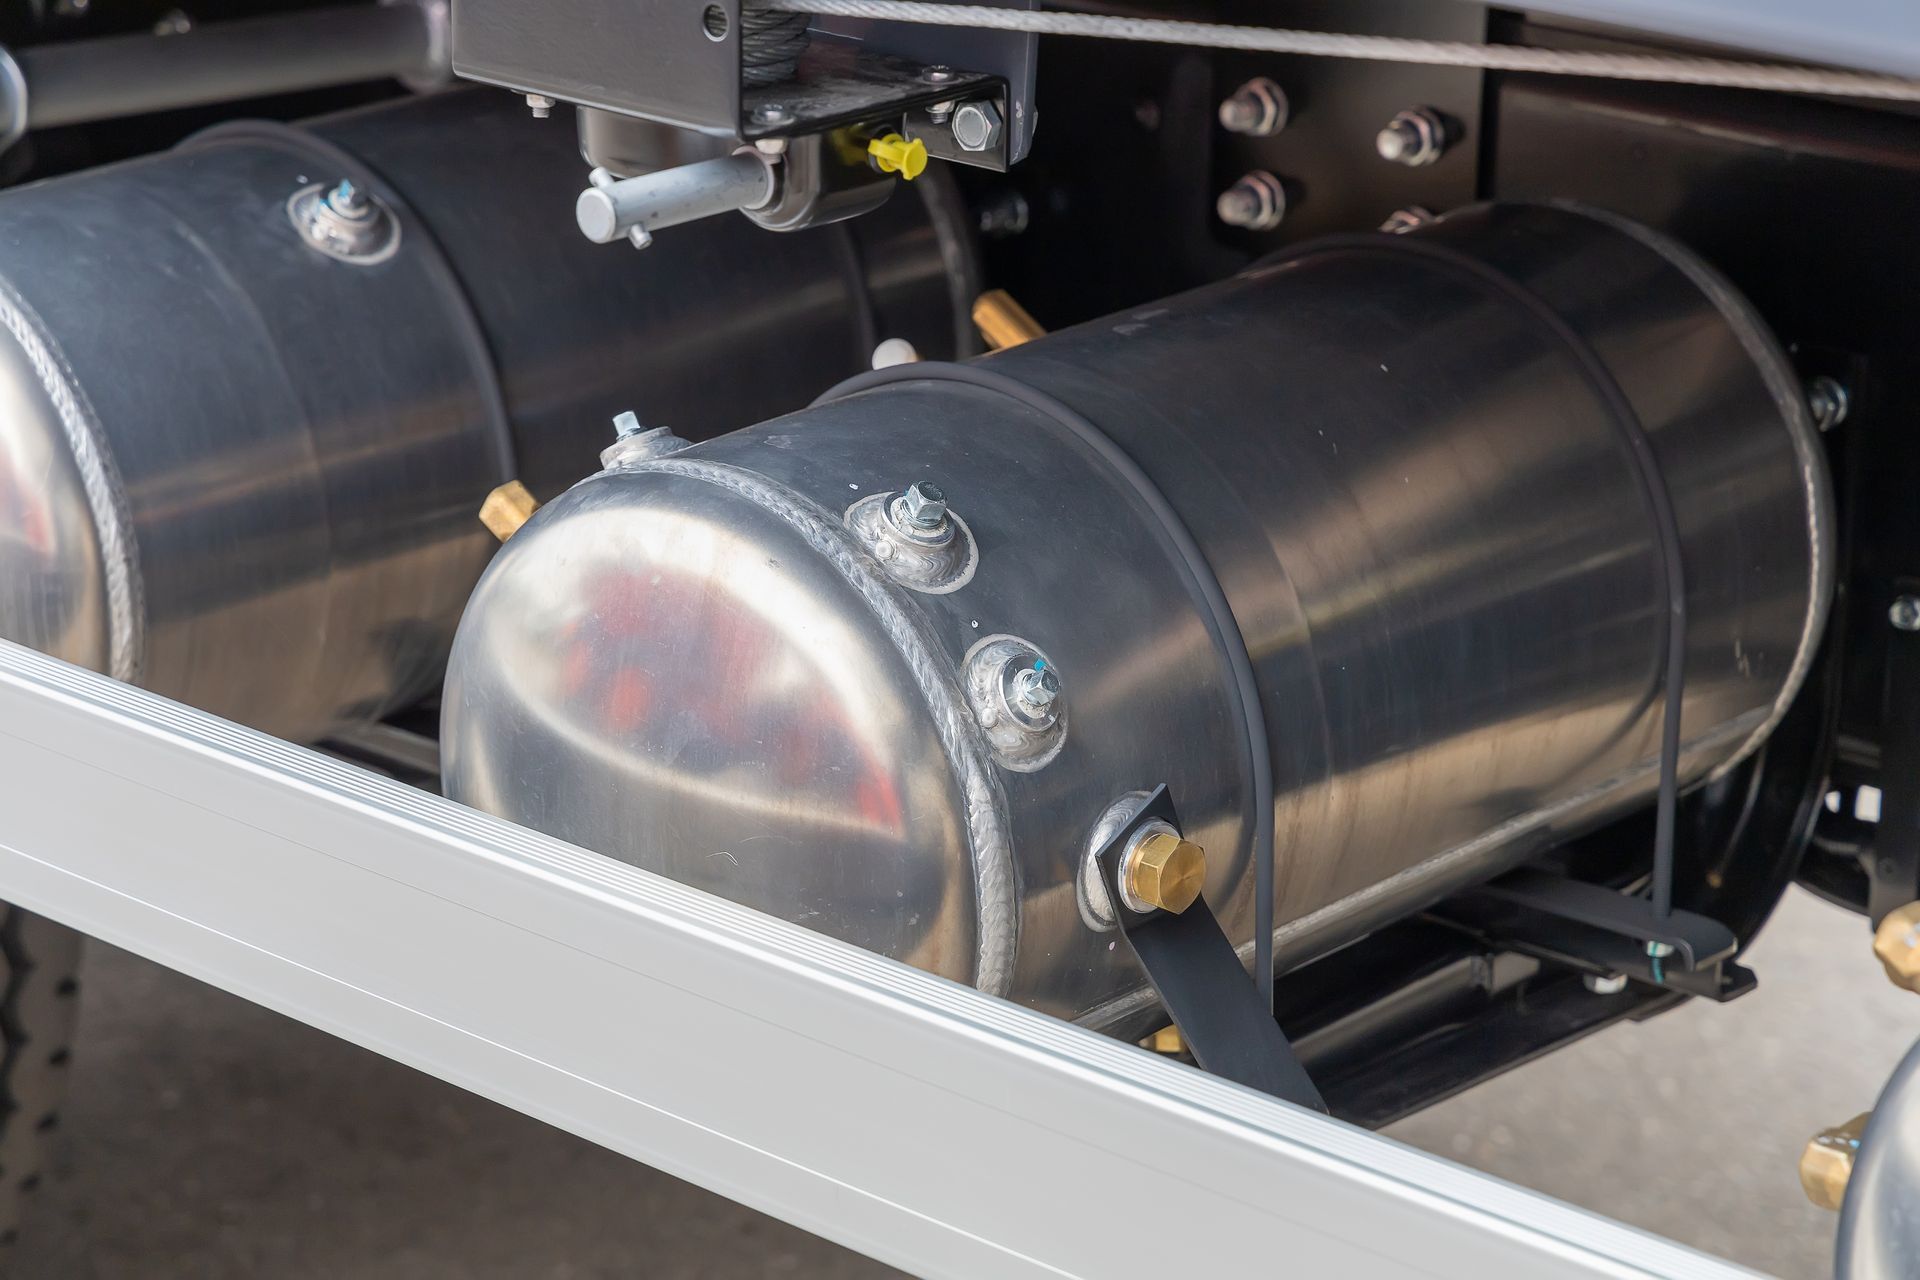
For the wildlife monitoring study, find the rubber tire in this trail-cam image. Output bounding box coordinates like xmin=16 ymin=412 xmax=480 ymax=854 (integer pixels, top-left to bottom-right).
xmin=0 ymin=907 xmax=80 ymax=1248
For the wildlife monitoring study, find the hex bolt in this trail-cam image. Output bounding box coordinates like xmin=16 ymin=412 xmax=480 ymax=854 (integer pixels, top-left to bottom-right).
xmin=329 ymin=179 xmax=369 ymax=217
xmin=1379 ymin=206 xmax=1435 ymax=235
xmin=1217 ymin=77 xmax=1289 ymax=137
xmin=1216 ymin=171 xmax=1286 ymax=231
xmin=900 ymin=481 xmax=948 ymax=531
xmin=752 ymin=102 xmax=793 ymax=126
xmin=952 ymin=101 xmax=1005 ymax=153
xmin=613 ymin=410 xmax=645 ymax=440
xmin=1893 ymin=596 xmax=1920 ymax=632
xmin=526 ymin=93 xmax=556 ymax=119
xmin=920 ymin=64 xmax=956 ymax=84
xmin=1010 ymin=663 xmax=1060 ymax=719
xmin=1582 ymin=972 xmax=1628 ymax=995
xmin=1807 ymin=375 xmax=1851 ymax=432
xmin=1376 ymin=106 xmax=1450 ymax=166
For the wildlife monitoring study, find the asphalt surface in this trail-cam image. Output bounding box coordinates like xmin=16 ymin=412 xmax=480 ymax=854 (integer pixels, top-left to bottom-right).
xmin=11 ymin=888 xmax=1917 ymax=1279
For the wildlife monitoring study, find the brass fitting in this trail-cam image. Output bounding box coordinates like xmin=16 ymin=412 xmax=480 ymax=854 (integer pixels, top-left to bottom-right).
xmin=1800 ymin=1113 xmax=1869 ymax=1211
xmin=1123 ymin=830 xmax=1207 ymax=914
xmin=972 ymin=289 xmax=1046 ymax=351
xmin=1873 ymin=900 xmax=1920 ymax=993
xmin=479 ymin=480 xmax=539 ymax=543
xmin=1143 ymin=1025 xmax=1186 ymax=1055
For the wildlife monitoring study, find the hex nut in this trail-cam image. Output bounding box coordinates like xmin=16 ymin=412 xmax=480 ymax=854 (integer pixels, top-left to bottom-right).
xmin=1124 ymin=830 xmax=1207 ymax=914
xmin=1799 ymin=1113 xmax=1869 ymax=1211
xmin=953 ymin=101 xmax=1004 ymax=153
xmin=479 ymin=480 xmax=539 ymax=543
xmin=1874 ymin=900 xmax=1920 ymax=992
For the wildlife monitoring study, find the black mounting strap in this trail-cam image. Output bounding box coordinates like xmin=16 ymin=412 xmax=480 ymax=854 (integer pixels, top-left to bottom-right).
xmin=1093 ymin=786 xmax=1325 ymax=1111
xmin=1437 ymin=869 xmax=1754 ymax=1002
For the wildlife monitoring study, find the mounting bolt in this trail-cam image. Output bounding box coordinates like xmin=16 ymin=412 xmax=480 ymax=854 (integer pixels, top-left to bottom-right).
xmin=752 ymin=102 xmax=794 ymax=126
xmin=1582 ymin=972 xmax=1628 ymax=995
xmin=1216 ymin=171 xmax=1286 ymax=231
xmin=613 ymin=411 xmax=646 ymax=440
xmin=1376 ymin=106 xmax=1450 ymax=166
xmin=1893 ymin=597 xmax=1920 ymax=632
xmin=1807 ymin=375 xmax=1851 ymax=432
xmin=525 ymin=93 xmax=556 ymax=119
xmin=1009 ymin=663 xmax=1060 ymax=719
xmin=920 ymin=64 xmax=957 ymax=84
xmin=898 ymin=481 xmax=948 ymax=532
xmin=1217 ymin=76 xmax=1289 ymax=137
xmin=952 ymin=101 xmax=1005 ymax=153
xmin=329 ymin=179 xmax=370 ymax=217
xmin=1380 ymin=206 xmax=1436 ymax=234
xmin=1121 ymin=828 xmax=1208 ymax=915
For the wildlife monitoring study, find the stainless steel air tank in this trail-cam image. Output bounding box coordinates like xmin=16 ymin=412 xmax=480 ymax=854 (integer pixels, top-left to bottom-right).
xmin=441 ymin=203 xmax=1830 ymax=1027
xmin=0 ymin=88 xmax=968 ymax=742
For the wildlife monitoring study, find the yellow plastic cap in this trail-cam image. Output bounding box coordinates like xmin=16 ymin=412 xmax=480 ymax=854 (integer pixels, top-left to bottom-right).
xmin=867 ymin=133 xmax=928 ymax=180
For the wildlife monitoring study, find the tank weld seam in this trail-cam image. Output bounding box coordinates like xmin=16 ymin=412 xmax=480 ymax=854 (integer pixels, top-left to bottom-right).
xmin=617 ymin=455 xmax=1021 ymax=996
xmin=814 ymin=362 xmax=1279 ymax=1010
xmin=0 ymin=278 xmax=143 ymax=684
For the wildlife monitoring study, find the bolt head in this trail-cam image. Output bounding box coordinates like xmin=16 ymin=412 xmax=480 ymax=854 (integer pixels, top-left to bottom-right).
xmin=1874 ymin=901 xmax=1920 ymax=992
xmin=1807 ymin=375 xmax=1850 ymax=432
xmin=1582 ymin=972 xmax=1628 ymax=995
xmin=1124 ymin=830 xmax=1208 ymax=914
xmin=952 ymin=101 xmax=1005 ymax=153
xmin=921 ymin=64 xmax=956 ymax=83
xmin=329 ymin=179 xmax=369 ymax=216
xmin=752 ymin=103 xmax=793 ymax=126
xmin=1217 ymin=77 xmax=1288 ymax=137
xmin=900 ymin=481 xmax=948 ymax=530
xmin=1216 ymin=172 xmax=1286 ymax=231
xmin=526 ymin=93 xmax=556 ymax=119
xmin=1892 ymin=596 xmax=1920 ymax=632
xmin=612 ymin=411 xmax=645 ymax=439
xmin=1377 ymin=107 xmax=1448 ymax=166
xmin=1010 ymin=664 xmax=1060 ymax=717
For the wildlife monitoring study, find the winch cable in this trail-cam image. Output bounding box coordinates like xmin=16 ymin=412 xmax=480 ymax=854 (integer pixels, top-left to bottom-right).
xmin=766 ymin=0 xmax=1920 ymax=101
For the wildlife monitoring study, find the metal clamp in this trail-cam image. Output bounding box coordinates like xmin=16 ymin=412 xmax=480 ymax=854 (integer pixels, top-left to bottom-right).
xmin=1091 ymin=785 xmax=1325 ymax=1110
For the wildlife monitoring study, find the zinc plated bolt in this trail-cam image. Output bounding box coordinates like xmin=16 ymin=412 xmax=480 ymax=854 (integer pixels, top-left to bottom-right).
xmin=1892 ymin=596 xmax=1920 ymax=632
xmin=1217 ymin=77 xmax=1288 ymax=137
xmin=900 ymin=481 xmax=948 ymax=531
xmin=1376 ymin=106 xmax=1450 ymax=166
xmin=921 ymin=64 xmax=957 ymax=84
xmin=953 ymin=101 xmax=1004 ymax=153
xmin=1807 ymin=375 xmax=1851 ymax=432
xmin=1583 ymin=972 xmax=1628 ymax=995
xmin=752 ymin=102 xmax=793 ymax=126
xmin=1010 ymin=663 xmax=1060 ymax=718
xmin=329 ymin=179 xmax=370 ymax=217
xmin=1216 ymin=171 xmax=1286 ymax=231
xmin=526 ymin=93 xmax=556 ymax=119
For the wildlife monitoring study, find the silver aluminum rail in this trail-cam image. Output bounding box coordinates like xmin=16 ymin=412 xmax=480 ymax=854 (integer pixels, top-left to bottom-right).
xmin=0 ymin=639 xmax=1756 ymax=1279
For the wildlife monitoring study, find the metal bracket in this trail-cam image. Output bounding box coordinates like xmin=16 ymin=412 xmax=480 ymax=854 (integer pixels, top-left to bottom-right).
xmin=1870 ymin=598 xmax=1920 ymax=925
xmin=1093 ymin=786 xmax=1326 ymax=1111
xmin=1437 ymin=869 xmax=1754 ymax=1002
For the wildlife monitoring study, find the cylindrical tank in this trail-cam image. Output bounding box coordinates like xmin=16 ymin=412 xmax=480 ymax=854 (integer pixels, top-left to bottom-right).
xmin=0 ymin=87 xmax=968 ymax=742
xmin=441 ymin=203 xmax=1831 ymax=1027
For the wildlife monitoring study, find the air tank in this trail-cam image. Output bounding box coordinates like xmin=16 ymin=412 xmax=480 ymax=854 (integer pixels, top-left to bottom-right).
xmin=0 ymin=87 xmax=968 ymax=742
xmin=440 ymin=203 xmax=1830 ymax=1027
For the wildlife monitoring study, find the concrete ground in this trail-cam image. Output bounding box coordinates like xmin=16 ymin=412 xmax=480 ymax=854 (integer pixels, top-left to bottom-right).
xmin=10 ymin=888 xmax=1915 ymax=1279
